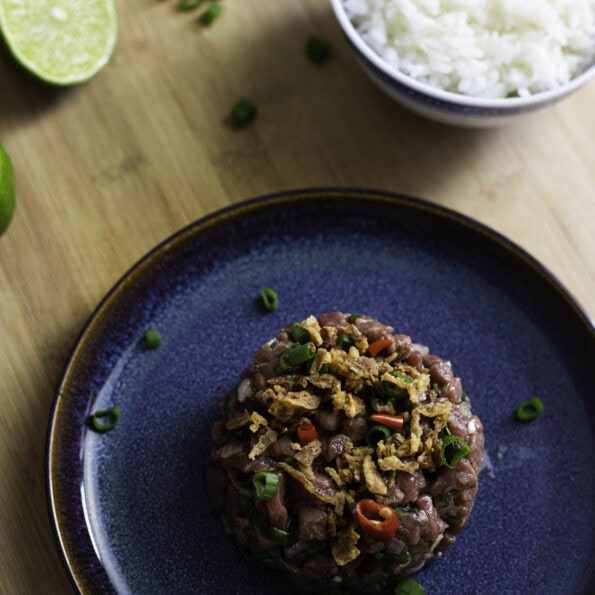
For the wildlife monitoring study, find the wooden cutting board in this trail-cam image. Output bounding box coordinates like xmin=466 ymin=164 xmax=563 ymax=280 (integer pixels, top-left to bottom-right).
xmin=0 ymin=1 xmax=593 ymax=591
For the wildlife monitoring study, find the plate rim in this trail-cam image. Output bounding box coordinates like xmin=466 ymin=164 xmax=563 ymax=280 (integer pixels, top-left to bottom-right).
xmin=45 ymin=187 xmax=595 ymax=593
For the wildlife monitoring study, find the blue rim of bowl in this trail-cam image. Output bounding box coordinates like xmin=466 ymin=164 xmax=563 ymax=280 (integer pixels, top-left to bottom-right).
xmin=330 ymin=0 xmax=595 ymax=117
xmin=45 ymin=187 xmax=595 ymax=593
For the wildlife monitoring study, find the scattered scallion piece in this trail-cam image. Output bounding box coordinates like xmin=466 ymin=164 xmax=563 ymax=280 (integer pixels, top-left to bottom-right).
xmin=290 ymin=322 xmax=309 ymax=343
xmin=366 ymin=424 xmax=392 ymax=448
xmin=143 ymin=328 xmax=162 ymax=349
xmin=446 ymin=516 xmax=465 ymax=526
xmin=440 ymin=434 xmax=470 ymax=469
xmin=177 ymin=0 xmax=203 ymax=11
xmin=200 ymin=1 xmax=223 ymax=26
xmin=268 ymin=526 xmax=289 ymax=545
xmin=283 ymin=342 xmax=315 ymax=367
xmin=305 ymin=34 xmax=331 ymax=64
xmin=516 ymin=397 xmax=543 ymax=422
xmin=252 ymin=471 xmax=279 ymax=501
xmin=260 ymin=287 xmax=278 ymax=312
xmin=394 ymin=577 xmax=425 ymax=595
xmin=390 ymin=370 xmax=412 ymax=383
xmin=336 ymin=333 xmax=353 ymax=351
xmin=319 ymin=363 xmax=329 ymax=374
xmin=347 ymin=313 xmax=362 ymax=323
xmin=88 ymin=407 xmax=120 ymax=433
xmin=383 ymin=381 xmax=409 ymax=400
xmin=231 ymin=98 xmax=258 ymax=128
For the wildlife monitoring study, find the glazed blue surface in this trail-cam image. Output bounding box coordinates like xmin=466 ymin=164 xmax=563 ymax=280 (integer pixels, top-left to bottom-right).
xmin=47 ymin=190 xmax=595 ymax=594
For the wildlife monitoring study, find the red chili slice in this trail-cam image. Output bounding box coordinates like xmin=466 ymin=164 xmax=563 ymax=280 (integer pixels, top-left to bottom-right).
xmin=369 ymin=413 xmax=404 ymax=431
xmin=368 ymin=339 xmax=393 ymax=357
xmin=355 ymin=498 xmax=398 ymax=541
xmin=297 ymin=421 xmax=319 ymax=446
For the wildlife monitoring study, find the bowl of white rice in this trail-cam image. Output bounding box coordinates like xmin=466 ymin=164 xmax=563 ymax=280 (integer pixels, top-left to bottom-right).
xmin=331 ymin=0 xmax=595 ymax=126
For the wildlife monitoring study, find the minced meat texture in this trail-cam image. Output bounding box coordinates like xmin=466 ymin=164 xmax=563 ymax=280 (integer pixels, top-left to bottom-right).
xmin=207 ymin=313 xmax=484 ymax=592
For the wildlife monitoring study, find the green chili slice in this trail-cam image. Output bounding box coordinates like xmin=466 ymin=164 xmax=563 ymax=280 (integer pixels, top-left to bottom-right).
xmin=252 ymin=472 xmax=279 ymax=501
xmin=290 ymin=322 xmax=309 ymax=343
xmin=88 ymin=407 xmax=120 ymax=433
xmin=366 ymin=424 xmax=392 ymax=448
xmin=260 ymin=287 xmax=278 ymax=312
xmin=143 ymin=328 xmax=162 ymax=349
xmin=231 ymin=98 xmax=258 ymax=128
xmin=516 ymin=397 xmax=543 ymax=422
xmin=268 ymin=526 xmax=289 ymax=545
xmin=305 ymin=34 xmax=331 ymax=64
xmin=394 ymin=577 xmax=425 ymax=595
xmin=440 ymin=434 xmax=470 ymax=469
xmin=200 ymin=1 xmax=223 ymax=25
xmin=336 ymin=333 xmax=353 ymax=350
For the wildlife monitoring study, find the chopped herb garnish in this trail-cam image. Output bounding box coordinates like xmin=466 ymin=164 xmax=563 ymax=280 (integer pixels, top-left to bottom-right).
xmin=200 ymin=1 xmax=223 ymax=25
xmin=143 ymin=327 xmax=162 ymax=349
xmin=461 ymin=392 xmax=468 ymax=401
xmin=282 ymin=456 xmax=295 ymax=465
xmin=268 ymin=526 xmax=289 ymax=545
xmin=516 ymin=397 xmax=543 ymax=422
xmin=446 ymin=516 xmax=465 ymax=526
xmin=260 ymin=287 xmax=278 ymax=312
xmin=88 ymin=407 xmax=120 ymax=433
xmin=347 ymin=313 xmax=362 ymax=323
xmin=177 ymin=0 xmax=203 ymax=11
xmin=366 ymin=424 xmax=392 ymax=448
xmin=440 ymin=434 xmax=470 ymax=469
xmin=394 ymin=577 xmax=425 ymax=594
xmin=290 ymin=322 xmax=309 ymax=343
xmin=231 ymin=98 xmax=258 ymax=128
xmin=336 ymin=333 xmax=353 ymax=351
xmin=285 ymin=342 xmax=315 ymax=367
xmin=390 ymin=370 xmax=412 ymax=383
xmin=319 ymin=363 xmax=329 ymax=374
xmin=252 ymin=471 xmax=279 ymax=501
xmin=305 ymin=34 xmax=331 ymax=64
xmin=383 ymin=381 xmax=409 ymax=400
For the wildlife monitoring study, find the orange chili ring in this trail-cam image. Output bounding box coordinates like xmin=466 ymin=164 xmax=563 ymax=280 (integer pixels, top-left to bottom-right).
xmin=368 ymin=339 xmax=393 ymax=357
xmin=297 ymin=421 xmax=319 ymax=446
xmin=355 ymin=499 xmax=398 ymax=541
xmin=369 ymin=413 xmax=404 ymax=431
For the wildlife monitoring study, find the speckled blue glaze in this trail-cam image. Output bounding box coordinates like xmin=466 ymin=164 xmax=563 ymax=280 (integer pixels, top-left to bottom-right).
xmin=47 ymin=189 xmax=595 ymax=594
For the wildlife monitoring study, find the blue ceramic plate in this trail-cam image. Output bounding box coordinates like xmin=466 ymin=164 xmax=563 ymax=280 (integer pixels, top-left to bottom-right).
xmin=47 ymin=189 xmax=595 ymax=594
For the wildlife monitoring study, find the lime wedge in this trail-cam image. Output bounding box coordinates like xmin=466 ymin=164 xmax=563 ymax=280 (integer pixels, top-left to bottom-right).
xmin=0 ymin=0 xmax=117 ymax=85
xmin=0 ymin=143 xmax=15 ymax=236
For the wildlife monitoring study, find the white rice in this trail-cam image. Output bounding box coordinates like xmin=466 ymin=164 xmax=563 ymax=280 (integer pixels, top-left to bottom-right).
xmin=343 ymin=0 xmax=595 ymax=98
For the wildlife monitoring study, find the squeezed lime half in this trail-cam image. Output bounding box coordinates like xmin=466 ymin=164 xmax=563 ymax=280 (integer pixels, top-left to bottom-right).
xmin=0 ymin=0 xmax=118 ymax=85
xmin=0 ymin=143 xmax=15 ymax=236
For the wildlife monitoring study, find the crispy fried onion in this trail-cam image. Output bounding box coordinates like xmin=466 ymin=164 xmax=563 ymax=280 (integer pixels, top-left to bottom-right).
xmin=381 ymin=364 xmax=430 ymax=404
xmin=248 ymin=428 xmax=278 ymax=460
xmin=262 ymin=386 xmax=321 ymax=422
xmin=331 ymin=523 xmax=361 ymax=566
xmin=377 ymin=400 xmax=452 ymax=473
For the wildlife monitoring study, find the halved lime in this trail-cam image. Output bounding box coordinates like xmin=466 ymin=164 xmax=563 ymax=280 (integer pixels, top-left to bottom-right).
xmin=0 ymin=143 xmax=15 ymax=236
xmin=0 ymin=0 xmax=117 ymax=85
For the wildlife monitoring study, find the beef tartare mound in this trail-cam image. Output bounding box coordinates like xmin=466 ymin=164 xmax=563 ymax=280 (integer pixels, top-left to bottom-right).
xmin=207 ymin=313 xmax=484 ymax=592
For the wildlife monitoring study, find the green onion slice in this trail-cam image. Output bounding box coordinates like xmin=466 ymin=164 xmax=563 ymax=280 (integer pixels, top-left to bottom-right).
xmin=88 ymin=407 xmax=120 ymax=433
xmin=383 ymin=381 xmax=409 ymax=400
xmin=260 ymin=287 xmax=278 ymax=312
xmin=143 ymin=328 xmax=162 ymax=349
xmin=515 ymin=397 xmax=543 ymax=422
xmin=390 ymin=370 xmax=412 ymax=383
xmin=336 ymin=333 xmax=353 ymax=350
xmin=281 ymin=342 xmax=315 ymax=368
xmin=440 ymin=434 xmax=470 ymax=469
xmin=290 ymin=322 xmax=309 ymax=343
xmin=446 ymin=516 xmax=465 ymax=526
xmin=177 ymin=0 xmax=203 ymax=11
xmin=231 ymin=98 xmax=258 ymax=128
xmin=366 ymin=424 xmax=392 ymax=448
xmin=394 ymin=577 xmax=425 ymax=595
xmin=200 ymin=1 xmax=223 ymax=25
xmin=305 ymin=34 xmax=331 ymax=64
xmin=252 ymin=472 xmax=279 ymax=501
xmin=268 ymin=526 xmax=289 ymax=545
xmin=347 ymin=314 xmax=362 ymax=323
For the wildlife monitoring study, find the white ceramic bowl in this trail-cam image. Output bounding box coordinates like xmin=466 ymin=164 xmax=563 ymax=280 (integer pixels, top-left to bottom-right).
xmin=330 ymin=0 xmax=595 ymax=127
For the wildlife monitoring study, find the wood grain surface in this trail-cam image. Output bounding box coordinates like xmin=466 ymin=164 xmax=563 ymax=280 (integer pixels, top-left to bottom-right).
xmin=0 ymin=1 xmax=593 ymax=593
